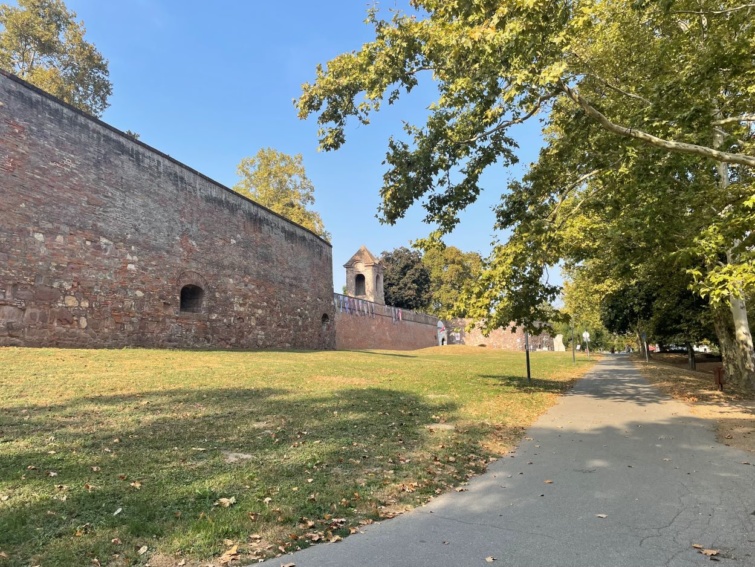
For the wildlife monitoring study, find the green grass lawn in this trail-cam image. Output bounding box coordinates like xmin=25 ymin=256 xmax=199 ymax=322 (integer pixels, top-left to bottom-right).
xmin=0 ymin=346 xmax=594 ymax=566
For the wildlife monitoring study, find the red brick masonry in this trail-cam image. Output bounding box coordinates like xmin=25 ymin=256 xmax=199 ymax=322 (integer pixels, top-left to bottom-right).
xmin=333 ymin=294 xmax=440 ymax=350
xmin=0 ymin=70 xmax=335 ymax=349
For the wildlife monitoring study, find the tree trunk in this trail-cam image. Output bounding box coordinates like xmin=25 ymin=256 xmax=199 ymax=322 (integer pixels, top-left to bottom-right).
xmin=728 ymin=294 xmax=755 ymax=390
xmin=711 ymin=303 xmax=755 ymax=391
xmin=686 ymin=342 xmax=696 ymax=371
xmin=711 ymin=120 xmax=755 ymax=392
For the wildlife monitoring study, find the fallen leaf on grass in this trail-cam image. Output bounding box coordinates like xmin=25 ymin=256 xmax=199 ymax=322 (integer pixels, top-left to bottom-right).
xmin=595 ymin=514 xmax=607 ymax=519
xmin=47 ymin=471 xmax=58 ymax=477
xmin=219 ymin=544 xmax=239 ymax=564
xmin=91 ymin=466 xmax=101 ymax=472
xmin=137 ymin=545 xmax=148 ymax=555
xmin=330 ymin=535 xmax=342 ymax=543
xmin=113 ymin=508 xmax=122 ymax=516
xmin=215 ymin=497 xmax=237 ymax=508
xmin=111 ymin=538 xmax=121 ymax=545
xmin=129 ymin=481 xmax=141 ymax=490
xmin=0 ymin=552 xmax=8 ymax=559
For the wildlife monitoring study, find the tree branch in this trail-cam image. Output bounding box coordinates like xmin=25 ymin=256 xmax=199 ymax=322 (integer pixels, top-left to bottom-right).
xmin=670 ymin=4 xmax=755 ymax=15
xmin=587 ymin=73 xmax=652 ymax=106
xmin=559 ymin=82 xmax=755 ymax=168
xmin=457 ymin=91 xmax=556 ymax=145
xmin=712 ymin=114 xmax=755 ymax=126
xmin=547 ymin=167 xmax=608 ymax=222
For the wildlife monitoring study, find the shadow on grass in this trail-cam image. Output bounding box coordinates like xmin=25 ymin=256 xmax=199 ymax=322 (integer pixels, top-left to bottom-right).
xmin=0 ymin=386 xmax=463 ymax=566
xmin=477 ymin=374 xmax=576 ymax=393
xmin=349 ymin=350 xmax=418 ymax=358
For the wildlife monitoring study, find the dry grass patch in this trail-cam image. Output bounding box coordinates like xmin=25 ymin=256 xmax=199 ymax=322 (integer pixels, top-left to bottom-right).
xmin=0 ymin=347 xmax=593 ymax=566
xmin=635 ymin=357 xmax=755 ymax=454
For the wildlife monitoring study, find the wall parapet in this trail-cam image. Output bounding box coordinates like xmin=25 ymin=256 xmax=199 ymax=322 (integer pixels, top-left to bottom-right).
xmin=334 ymin=293 xmax=438 ymax=326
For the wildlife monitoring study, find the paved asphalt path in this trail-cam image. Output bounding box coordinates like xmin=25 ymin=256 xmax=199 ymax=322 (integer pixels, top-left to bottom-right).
xmin=262 ymin=356 xmax=755 ymax=566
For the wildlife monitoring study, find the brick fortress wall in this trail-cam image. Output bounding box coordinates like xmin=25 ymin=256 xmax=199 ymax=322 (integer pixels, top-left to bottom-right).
xmin=333 ymin=294 xmax=440 ymax=350
xmin=0 ymin=71 xmax=335 ymax=350
xmin=446 ymin=318 xmax=553 ymax=350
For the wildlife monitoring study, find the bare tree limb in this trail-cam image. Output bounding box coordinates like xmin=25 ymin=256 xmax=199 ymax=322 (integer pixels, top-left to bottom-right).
xmin=559 ymin=82 xmax=755 ymax=168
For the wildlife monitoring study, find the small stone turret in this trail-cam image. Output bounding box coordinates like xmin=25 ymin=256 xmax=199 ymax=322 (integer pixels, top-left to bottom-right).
xmin=344 ymin=246 xmax=385 ymax=305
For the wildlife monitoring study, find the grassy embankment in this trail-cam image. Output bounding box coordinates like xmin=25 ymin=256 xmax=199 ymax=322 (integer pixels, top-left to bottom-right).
xmin=0 ymin=346 xmax=594 ymax=566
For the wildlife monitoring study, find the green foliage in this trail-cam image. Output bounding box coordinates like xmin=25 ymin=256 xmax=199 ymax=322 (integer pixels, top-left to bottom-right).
xmin=421 ymin=244 xmax=482 ymax=318
xmin=380 ymin=246 xmax=431 ymax=310
xmin=297 ymin=0 xmax=755 ymax=336
xmin=0 ymin=0 xmax=111 ymax=116
xmin=233 ymin=148 xmax=330 ymax=240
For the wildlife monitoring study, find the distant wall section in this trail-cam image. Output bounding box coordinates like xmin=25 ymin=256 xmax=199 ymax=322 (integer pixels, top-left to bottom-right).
xmin=447 ymin=318 xmax=554 ymax=350
xmin=333 ymin=294 xmax=440 ymax=350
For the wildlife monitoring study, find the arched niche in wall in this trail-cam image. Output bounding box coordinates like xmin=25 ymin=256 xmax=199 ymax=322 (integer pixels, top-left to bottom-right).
xmin=176 ymin=270 xmax=210 ymax=315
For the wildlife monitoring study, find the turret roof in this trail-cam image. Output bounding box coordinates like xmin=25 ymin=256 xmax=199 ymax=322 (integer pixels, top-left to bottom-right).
xmin=344 ymin=245 xmax=381 ymax=267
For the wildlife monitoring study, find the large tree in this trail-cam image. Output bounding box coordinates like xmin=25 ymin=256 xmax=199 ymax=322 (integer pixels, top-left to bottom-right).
xmin=381 ymin=247 xmax=431 ymax=311
xmin=422 ymin=244 xmax=482 ymax=318
xmin=234 ymin=148 xmax=330 ymax=240
xmin=0 ymin=0 xmax=111 ymax=116
xmin=297 ymin=0 xmax=755 ymax=389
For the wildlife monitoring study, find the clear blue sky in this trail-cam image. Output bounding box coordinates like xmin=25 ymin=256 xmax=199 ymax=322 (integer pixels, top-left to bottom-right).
xmin=59 ymin=0 xmax=546 ymax=291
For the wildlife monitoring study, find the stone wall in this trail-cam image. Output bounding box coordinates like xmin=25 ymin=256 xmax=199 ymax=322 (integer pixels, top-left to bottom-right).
xmin=333 ymin=294 xmax=440 ymax=350
xmin=447 ymin=318 xmax=554 ymax=350
xmin=0 ymin=70 xmax=335 ymax=350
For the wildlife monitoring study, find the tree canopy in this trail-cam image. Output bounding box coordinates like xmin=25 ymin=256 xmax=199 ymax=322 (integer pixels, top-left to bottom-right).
xmin=233 ymin=148 xmax=330 ymax=240
xmin=422 ymin=244 xmax=482 ymax=318
xmin=381 ymin=247 xmax=432 ymax=311
xmin=298 ymin=0 xmax=755 ymax=389
xmin=0 ymin=0 xmax=111 ymax=116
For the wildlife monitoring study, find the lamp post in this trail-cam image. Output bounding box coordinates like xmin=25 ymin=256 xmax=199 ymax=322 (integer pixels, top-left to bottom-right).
xmin=524 ymin=330 xmax=532 ymax=383
xmin=571 ymin=318 xmax=576 ymax=364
